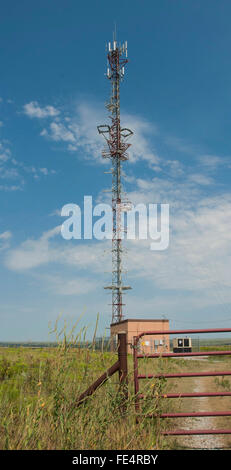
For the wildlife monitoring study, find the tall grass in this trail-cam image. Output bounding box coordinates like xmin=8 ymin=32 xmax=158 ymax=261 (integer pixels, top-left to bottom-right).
xmin=0 ymin=318 xmax=172 ymax=450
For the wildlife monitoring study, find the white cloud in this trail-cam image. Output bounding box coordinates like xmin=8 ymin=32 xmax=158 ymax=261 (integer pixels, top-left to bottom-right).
xmin=0 ymin=133 xmax=55 ymax=191
xmin=5 ymin=99 xmax=231 ymax=311
xmin=164 ymin=159 xmax=185 ymax=177
xmin=4 ymin=222 xmax=111 ymax=276
xmin=33 ymin=100 xmax=230 ymax=188
xmin=23 ymin=101 xmax=60 ymax=119
xmin=198 ymin=154 xmax=225 ymax=170
xmin=123 ymin=192 xmax=231 ymax=298
xmin=3 ymin=180 xmax=231 ymax=315
xmin=188 ymin=173 xmax=214 ymax=186
xmin=5 ymin=226 xmax=61 ymax=271
xmin=0 ymin=153 xmax=9 ymax=163
xmin=41 ymin=121 xmax=76 ymax=143
xmin=0 ymin=231 xmax=12 ymax=251
xmin=37 ymin=273 xmax=100 ymax=296
xmin=123 ymin=113 xmax=159 ymax=166
xmin=0 ymin=166 xmax=19 ymax=180
xmin=127 ymin=176 xmax=201 ymax=210
xmin=165 ymin=135 xmax=199 ymax=156
xmin=0 ymin=143 xmax=11 ymax=163
xmin=10 ymin=158 xmax=56 ymax=180
xmin=49 ymin=208 xmax=62 ymax=217
xmin=40 ymin=102 xmax=104 ymax=162
xmin=4 ymin=188 xmax=231 ymax=298
xmin=0 ymin=184 xmax=24 ymax=191
xmin=0 ymin=231 xmax=12 ymax=240
xmin=29 ymin=100 xmax=160 ymax=167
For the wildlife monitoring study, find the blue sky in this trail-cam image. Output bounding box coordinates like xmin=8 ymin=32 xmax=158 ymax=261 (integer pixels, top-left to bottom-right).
xmin=1 ymin=0 xmax=231 ymax=341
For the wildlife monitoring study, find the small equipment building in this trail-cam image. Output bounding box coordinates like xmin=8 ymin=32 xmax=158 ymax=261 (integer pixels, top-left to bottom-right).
xmin=110 ymin=318 xmax=170 ymax=354
xmin=172 ymin=337 xmax=192 ymax=353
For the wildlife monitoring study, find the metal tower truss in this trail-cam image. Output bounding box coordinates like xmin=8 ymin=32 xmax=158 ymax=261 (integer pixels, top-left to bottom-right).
xmin=98 ymin=37 xmax=133 ymax=324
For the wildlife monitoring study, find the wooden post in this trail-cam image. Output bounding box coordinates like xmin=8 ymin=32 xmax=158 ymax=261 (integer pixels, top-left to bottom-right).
xmin=118 ymin=333 xmax=128 ymax=411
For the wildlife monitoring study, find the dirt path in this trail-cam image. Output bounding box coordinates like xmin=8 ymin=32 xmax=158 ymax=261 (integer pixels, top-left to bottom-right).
xmin=170 ymin=359 xmax=231 ymax=449
xmin=177 ymin=375 xmax=225 ymax=449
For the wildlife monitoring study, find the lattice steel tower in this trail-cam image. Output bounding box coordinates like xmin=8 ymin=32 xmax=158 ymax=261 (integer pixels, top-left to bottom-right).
xmin=98 ymin=35 xmax=133 ymax=324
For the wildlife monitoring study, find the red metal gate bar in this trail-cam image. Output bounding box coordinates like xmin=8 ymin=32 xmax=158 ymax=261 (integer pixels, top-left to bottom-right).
xmin=162 ymin=429 xmax=231 ymax=436
xmin=138 ymin=371 xmax=231 ymax=379
xmin=139 ymin=392 xmax=231 ymax=398
xmin=137 ymin=350 xmax=231 ymax=358
xmin=135 ymin=327 xmax=231 ymax=339
xmin=147 ymin=411 xmax=231 ymax=418
xmin=133 ymin=327 xmax=231 ymax=436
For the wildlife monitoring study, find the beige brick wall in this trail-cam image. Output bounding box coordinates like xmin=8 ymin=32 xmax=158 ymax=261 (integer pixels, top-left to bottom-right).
xmin=111 ymin=319 xmax=170 ymax=354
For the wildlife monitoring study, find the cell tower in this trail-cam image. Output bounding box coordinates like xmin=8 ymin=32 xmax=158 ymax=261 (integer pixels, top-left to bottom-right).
xmin=98 ymin=34 xmax=133 ymax=324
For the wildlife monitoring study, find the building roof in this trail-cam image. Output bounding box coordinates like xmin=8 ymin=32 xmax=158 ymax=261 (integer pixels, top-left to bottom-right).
xmin=111 ymin=318 xmax=169 ymax=326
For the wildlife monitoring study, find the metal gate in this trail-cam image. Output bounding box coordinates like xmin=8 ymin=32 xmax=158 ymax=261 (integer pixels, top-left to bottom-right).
xmin=133 ymin=328 xmax=231 ymax=436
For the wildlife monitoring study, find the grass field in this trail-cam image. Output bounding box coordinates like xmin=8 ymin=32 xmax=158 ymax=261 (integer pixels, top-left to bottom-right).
xmin=0 ymin=337 xmax=172 ymax=450
xmin=1 ymin=325 xmax=231 ymax=450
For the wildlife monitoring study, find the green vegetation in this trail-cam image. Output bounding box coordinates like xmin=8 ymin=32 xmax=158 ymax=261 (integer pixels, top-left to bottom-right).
xmin=2 ymin=320 xmax=231 ymax=450
xmin=0 ymin=320 xmax=172 ymax=450
xmin=201 ymin=345 xmax=231 ymax=352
